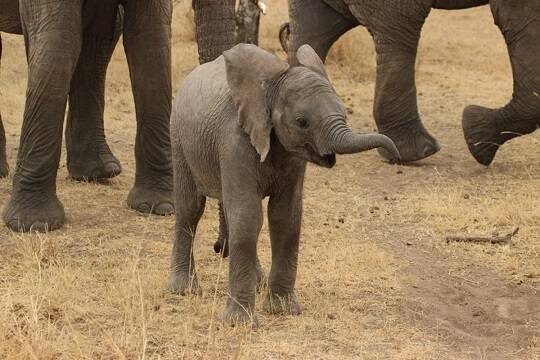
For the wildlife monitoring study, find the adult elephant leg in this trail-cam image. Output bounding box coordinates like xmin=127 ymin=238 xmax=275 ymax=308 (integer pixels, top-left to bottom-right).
xmin=122 ymin=0 xmax=173 ymax=215
xmin=463 ymin=0 xmax=540 ymax=165
xmin=351 ymin=1 xmax=440 ymax=162
xmin=0 ymin=34 xmax=8 ymax=178
xmin=66 ymin=5 xmax=122 ymax=181
xmin=192 ymin=0 xmax=236 ymax=64
xmin=288 ymin=0 xmax=358 ymax=66
xmin=2 ymin=0 xmax=82 ymax=232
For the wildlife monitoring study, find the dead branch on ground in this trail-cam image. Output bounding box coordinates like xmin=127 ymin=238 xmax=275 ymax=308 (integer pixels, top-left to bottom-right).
xmin=445 ymin=227 xmax=519 ymax=245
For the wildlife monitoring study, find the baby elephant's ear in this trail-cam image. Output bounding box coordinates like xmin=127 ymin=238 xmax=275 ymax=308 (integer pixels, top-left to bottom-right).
xmin=224 ymin=44 xmax=289 ymax=162
xmin=296 ymin=44 xmax=328 ymax=79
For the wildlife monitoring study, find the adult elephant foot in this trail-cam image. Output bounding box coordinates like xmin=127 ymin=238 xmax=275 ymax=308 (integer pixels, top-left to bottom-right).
xmin=263 ymin=291 xmax=302 ymax=315
xmin=378 ymin=120 xmax=441 ymax=163
xmin=68 ymin=144 xmax=122 ymax=181
xmin=167 ymin=271 xmax=202 ymax=296
xmin=2 ymin=191 xmax=65 ymax=232
xmin=222 ymin=298 xmax=259 ymax=328
xmin=127 ymin=185 xmax=174 ymax=216
xmin=462 ymin=105 xmax=538 ymax=166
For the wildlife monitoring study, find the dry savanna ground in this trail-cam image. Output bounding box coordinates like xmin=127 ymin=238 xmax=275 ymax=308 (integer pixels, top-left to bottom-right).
xmin=0 ymin=2 xmax=539 ymax=359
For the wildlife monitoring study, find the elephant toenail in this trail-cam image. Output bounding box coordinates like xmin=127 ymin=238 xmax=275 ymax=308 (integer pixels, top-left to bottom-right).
xmin=138 ymin=203 xmax=151 ymax=213
xmin=103 ymin=161 xmax=121 ymax=177
xmin=154 ymin=202 xmax=174 ymax=216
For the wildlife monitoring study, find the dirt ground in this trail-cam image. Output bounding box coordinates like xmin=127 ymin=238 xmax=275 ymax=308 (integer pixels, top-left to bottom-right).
xmin=0 ymin=2 xmax=538 ymax=359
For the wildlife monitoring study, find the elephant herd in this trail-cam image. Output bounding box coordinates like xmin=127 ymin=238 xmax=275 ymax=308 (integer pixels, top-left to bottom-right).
xmin=0 ymin=0 xmax=538 ymax=325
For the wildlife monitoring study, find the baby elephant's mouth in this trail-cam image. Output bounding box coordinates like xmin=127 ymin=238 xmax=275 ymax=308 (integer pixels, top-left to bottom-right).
xmin=306 ymin=145 xmax=336 ymax=168
xmin=315 ymin=153 xmax=336 ymax=168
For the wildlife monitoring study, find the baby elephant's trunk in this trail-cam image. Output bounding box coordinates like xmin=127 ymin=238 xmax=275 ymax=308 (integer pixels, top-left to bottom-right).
xmin=326 ymin=123 xmax=401 ymax=162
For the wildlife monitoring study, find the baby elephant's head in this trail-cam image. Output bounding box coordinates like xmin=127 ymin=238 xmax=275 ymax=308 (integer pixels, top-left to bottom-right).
xmin=224 ymin=44 xmax=400 ymax=166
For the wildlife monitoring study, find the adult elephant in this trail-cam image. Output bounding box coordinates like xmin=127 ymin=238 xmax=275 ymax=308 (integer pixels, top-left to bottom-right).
xmin=0 ymin=0 xmax=23 ymax=178
xmin=1 ymin=0 xmax=237 ymax=232
xmin=0 ymin=0 xmax=123 ymax=182
xmin=286 ymin=0 xmax=539 ymax=165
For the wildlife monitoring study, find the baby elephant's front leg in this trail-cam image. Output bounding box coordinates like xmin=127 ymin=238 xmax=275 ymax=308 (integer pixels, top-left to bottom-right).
xmin=263 ymin=185 xmax=303 ymax=315
xmin=222 ymin=196 xmax=263 ymax=327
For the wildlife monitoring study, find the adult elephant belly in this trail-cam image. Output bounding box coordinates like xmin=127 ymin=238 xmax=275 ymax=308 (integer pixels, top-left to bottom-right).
xmin=1 ymin=0 xmax=174 ymax=232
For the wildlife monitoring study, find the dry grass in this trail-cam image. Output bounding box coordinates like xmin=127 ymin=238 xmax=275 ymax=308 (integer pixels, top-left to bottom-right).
xmin=1 ymin=1 xmax=539 ymax=359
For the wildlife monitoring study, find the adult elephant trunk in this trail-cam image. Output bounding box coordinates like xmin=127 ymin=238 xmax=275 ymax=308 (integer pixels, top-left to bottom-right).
xmin=193 ymin=0 xmax=236 ymax=64
xmin=321 ymin=121 xmax=401 ymax=162
xmin=463 ymin=0 xmax=540 ymax=165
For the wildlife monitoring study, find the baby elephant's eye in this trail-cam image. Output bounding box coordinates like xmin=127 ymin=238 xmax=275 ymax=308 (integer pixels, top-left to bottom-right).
xmin=295 ymin=116 xmax=309 ymax=129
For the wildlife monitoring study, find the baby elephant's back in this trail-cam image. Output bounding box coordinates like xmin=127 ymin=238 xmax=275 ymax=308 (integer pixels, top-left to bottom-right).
xmin=171 ymin=56 xmax=235 ymax=196
xmin=171 ymin=55 xmax=234 ymax=146
xmin=173 ymin=56 xmax=231 ymax=126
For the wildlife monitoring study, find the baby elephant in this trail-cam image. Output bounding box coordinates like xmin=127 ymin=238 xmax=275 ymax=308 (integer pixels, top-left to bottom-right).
xmin=168 ymin=44 xmax=400 ymax=326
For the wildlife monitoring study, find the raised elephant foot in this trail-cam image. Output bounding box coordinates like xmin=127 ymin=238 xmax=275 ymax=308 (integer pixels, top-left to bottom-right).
xmin=263 ymin=291 xmax=302 ymax=315
xmin=222 ymin=298 xmax=259 ymax=328
xmin=127 ymin=185 xmax=174 ymax=215
xmin=2 ymin=192 xmax=65 ymax=232
xmin=167 ymin=271 xmax=202 ymax=296
xmin=462 ymin=105 xmax=539 ymax=166
xmin=378 ymin=120 xmax=441 ymax=163
xmin=462 ymin=105 xmax=503 ymax=165
xmin=68 ymin=147 xmax=122 ymax=181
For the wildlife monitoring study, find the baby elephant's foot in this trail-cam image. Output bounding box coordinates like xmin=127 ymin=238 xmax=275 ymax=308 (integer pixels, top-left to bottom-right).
xmin=222 ymin=299 xmax=259 ymax=328
xmin=127 ymin=185 xmax=174 ymax=216
xmin=3 ymin=191 xmax=65 ymax=232
xmin=379 ymin=120 xmax=441 ymax=163
xmin=263 ymin=291 xmax=302 ymax=315
xmin=167 ymin=271 xmax=202 ymax=296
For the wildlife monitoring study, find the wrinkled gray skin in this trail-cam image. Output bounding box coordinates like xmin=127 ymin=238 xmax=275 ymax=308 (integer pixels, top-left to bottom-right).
xmin=168 ymin=44 xmax=400 ymax=326
xmin=1 ymin=0 xmax=238 ymax=232
xmin=462 ymin=1 xmax=540 ymax=165
xmin=1 ymin=0 xmax=173 ymax=233
xmin=287 ymin=0 xmax=539 ymax=165
xmin=0 ymin=0 xmax=123 ymax=182
xmin=0 ymin=0 xmax=23 ymax=178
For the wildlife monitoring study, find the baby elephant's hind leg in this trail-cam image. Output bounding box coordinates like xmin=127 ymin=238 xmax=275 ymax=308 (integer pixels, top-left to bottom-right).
xmin=167 ymin=153 xmax=205 ymax=296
